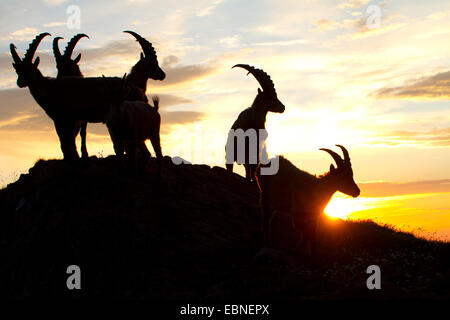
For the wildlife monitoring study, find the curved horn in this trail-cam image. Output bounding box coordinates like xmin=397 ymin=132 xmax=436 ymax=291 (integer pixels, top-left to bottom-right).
xmin=319 ymin=148 xmax=344 ymax=168
xmin=123 ymin=30 xmax=157 ymax=60
xmin=64 ymin=33 xmax=89 ymax=58
xmin=232 ymin=64 xmax=276 ymax=94
xmin=335 ymin=144 xmax=350 ymax=162
xmin=10 ymin=44 xmax=21 ymax=64
xmin=52 ymin=37 xmax=63 ymax=59
xmin=24 ymin=32 xmax=51 ymax=63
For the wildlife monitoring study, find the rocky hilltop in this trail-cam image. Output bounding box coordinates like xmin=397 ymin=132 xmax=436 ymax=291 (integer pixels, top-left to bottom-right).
xmin=0 ymin=156 xmax=448 ymax=299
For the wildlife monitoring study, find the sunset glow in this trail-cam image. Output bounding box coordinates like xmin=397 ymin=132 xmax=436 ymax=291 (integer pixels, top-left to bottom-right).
xmin=0 ymin=0 xmax=449 ymax=241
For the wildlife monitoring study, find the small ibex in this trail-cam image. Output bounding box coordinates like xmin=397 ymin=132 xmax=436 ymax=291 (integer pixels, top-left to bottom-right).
xmin=105 ymin=76 xmax=163 ymax=178
xmin=257 ymin=145 xmax=360 ymax=254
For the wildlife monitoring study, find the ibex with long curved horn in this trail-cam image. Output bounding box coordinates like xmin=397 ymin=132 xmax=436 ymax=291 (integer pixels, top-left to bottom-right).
xmin=11 ymin=32 xmax=77 ymax=159
xmin=123 ymin=30 xmax=165 ymax=102
xmin=225 ymin=64 xmax=285 ymax=182
xmin=11 ymin=32 xmax=165 ymax=161
xmin=53 ymin=33 xmax=88 ymax=77
xmin=258 ymin=145 xmax=360 ymax=254
xmin=53 ymin=33 xmax=90 ymax=158
xmin=108 ymin=30 xmax=166 ymax=159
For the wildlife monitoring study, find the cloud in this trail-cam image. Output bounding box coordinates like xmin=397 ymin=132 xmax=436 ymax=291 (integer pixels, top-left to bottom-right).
xmin=338 ymin=0 xmax=370 ymax=9
xmin=74 ymin=110 xmax=205 ymax=136
xmin=197 ymin=0 xmax=224 ymax=17
xmin=336 ymin=13 xmax=407 ymax=39
xmin=67 ymin=39 xmax=218 ymax=87
xmin=43 ymin=0 xmax=68 ymax=5
xmin=161 ymin=111 xmax=204 ymax=125
xmin=314 ymin=19 xmax=340 ymax=31
xmin=42 ymin=22 xmax=66 ymax=27
xmin=426 ymin=9 xmax=450 ymax=21
xmin=161 ymin=65 xmax=216 ymax=87
xmin=252 ymin=39 xmax=307 ymax=47
xmin=219 ymin=35 xmax=241 ymax=48
xmin=131 ymin=20 xmax=150 ymax=26
xmin=313 ymin=12 xmax=406 ymax=39
xmin=370 ymin=127 xmax=450 ymax=147
xmin=154 ymin=54 xmax=218 ymax=87
xmin=148 ymin=94 xmax=193 ymax=109
xmin=1 ymin=35 xmax=219 ymax=89
xmin=0 ymin=27 xmax=40 ymax=41
xmin=0 ymin=88 xmax=56 ymax=132
xmin=0 ymin=88 xmax=197 ymax=134
xmin=359 ymin=179 xmax=450 ymax=197
xmin=374 ymin=70 xmax=450 ymax=100
xmin=80 ymin=39 xmax=139 ymax=62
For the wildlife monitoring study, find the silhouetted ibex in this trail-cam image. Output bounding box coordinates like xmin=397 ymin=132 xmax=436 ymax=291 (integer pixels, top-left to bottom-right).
xmin=119 ymin=31 xmax=165 ymax=159
xmin=123 ymin=31 xmax=165 ymax=102
xmin=53 ymin=33 xmax=90 ymax=158
xmin=103 ymin=75 xmax=162 ymax=176
xmin=258 ymin=145 xmax=360 ymax=254
xmin=225 ymin=64 xmax=285 ymax=182
xmin=11 ymin=32 xmax=76 ymax=159
xmin=11 ymin=32 xmax=165 ymax=161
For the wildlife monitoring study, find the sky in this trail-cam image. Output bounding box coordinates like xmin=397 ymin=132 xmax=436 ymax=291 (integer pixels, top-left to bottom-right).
xmin=0 ymin=0 xmax=449 ymax=240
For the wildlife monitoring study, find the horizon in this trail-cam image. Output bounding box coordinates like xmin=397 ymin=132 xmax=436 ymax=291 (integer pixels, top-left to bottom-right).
xmin=0 ymin=0 xmax=449 ymax=241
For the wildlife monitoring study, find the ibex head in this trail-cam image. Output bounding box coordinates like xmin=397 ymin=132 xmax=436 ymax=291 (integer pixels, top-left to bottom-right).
xmin=124 ymin=30 xmax=166 ymax=81
xmin=10 ymin=32 xmax=51 ymax=88
xmin=233 ymin=64 xmax=285 ymax=113
xmin=53 ymin=33 xmax=89 ymax=77
xmin=320 ymin=145 xmax=360 ymax=198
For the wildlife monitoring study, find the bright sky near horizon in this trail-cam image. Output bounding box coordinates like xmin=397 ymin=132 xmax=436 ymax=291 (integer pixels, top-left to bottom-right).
xmin=0 ymin=0 xmax=449 ymax=240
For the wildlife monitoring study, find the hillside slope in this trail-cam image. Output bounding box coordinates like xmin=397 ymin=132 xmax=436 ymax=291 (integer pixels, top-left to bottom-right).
xmin=0 ymin=156 xmax=449 ymax=299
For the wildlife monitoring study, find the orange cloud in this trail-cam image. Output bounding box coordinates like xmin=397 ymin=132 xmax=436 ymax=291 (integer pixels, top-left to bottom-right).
xmin=359 ymin=179 xmax=450 ymax=197
xmin=374 ymin=70 xmax=450 ymax=100
xmin=314 ymin=19 xmax=340 ymax=31
xmin=366 ymin=127 xmax=450 ymax=147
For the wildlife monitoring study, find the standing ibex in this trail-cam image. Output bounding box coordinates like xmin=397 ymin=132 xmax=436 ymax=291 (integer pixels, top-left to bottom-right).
xmin=257 ymin=145 xmax=360 ymax=254
xmin=105 ymin=77 xmax=163 ymax=177
xmin=11 ymin=32 xmax=165 ymax=161
xmin=225 ymin=64 xmax=285 ymax=182
xmin=11 ymin=32 xmax=77 ymax=159
xmin=119 ymin=31 xmax=165 ymax=160
xmin=123 ymin=31 xmax=165 ymax=102
xmin=53 ymin=33 xmax=90 ymax=158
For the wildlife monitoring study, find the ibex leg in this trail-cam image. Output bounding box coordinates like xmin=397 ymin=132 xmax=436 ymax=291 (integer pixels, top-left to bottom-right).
xmin=137 ymin=142 xmax=151 ymax=174
xmin=149 ymin=132 xmax=163 ymax=182
xmin=80 ymin=121 xmax=88 ymax=159
xmin=107 ymin=126 xmax=124 ymax=157
xmin=54 ymin=120 xmax=79 ymax=161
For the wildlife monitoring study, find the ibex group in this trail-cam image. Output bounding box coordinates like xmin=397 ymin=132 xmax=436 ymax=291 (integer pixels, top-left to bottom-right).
xmin=10 ymin=32 xmax=360 ymax=252
xmin=10 ymin=31 xmax=165 ymax=173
